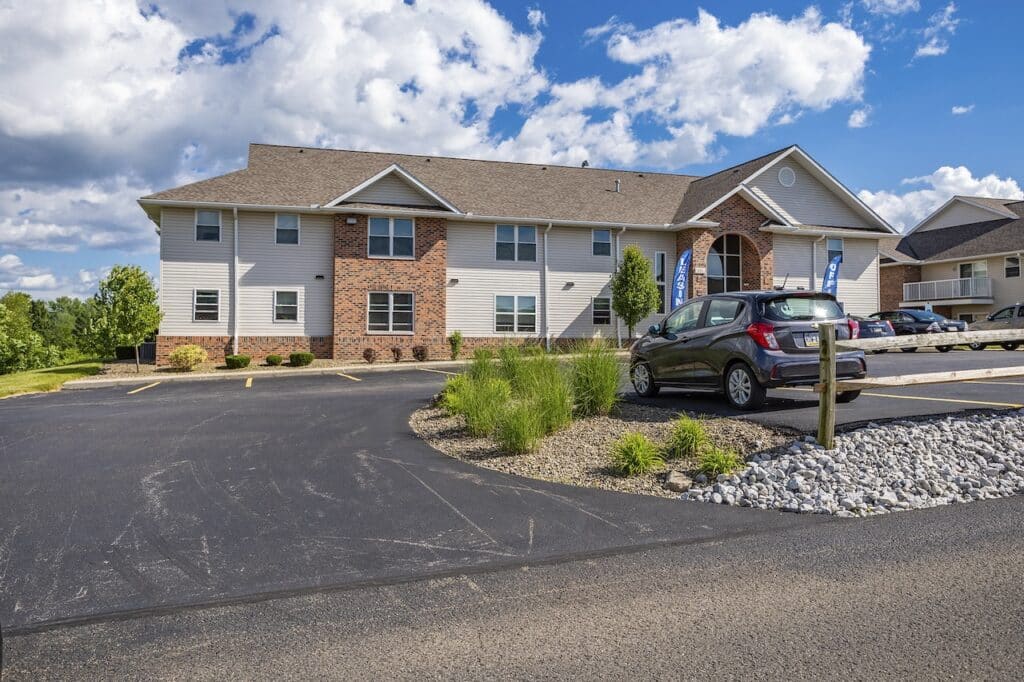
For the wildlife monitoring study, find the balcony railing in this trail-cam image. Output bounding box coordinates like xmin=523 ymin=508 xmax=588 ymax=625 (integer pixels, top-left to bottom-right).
xmin=903 ymin=276 xmax=993 ymax=302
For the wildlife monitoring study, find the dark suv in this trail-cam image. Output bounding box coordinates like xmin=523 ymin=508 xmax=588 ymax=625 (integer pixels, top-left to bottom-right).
xmin=629 ymin=291 xmax=866 ymax=410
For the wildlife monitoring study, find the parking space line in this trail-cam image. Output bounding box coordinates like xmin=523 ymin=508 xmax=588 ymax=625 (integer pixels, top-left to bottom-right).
xmin=418 ymin=368 xmax=458 ymax=376
xmin=968 ymin=380 xmax=1024 ymax=386
xmin=245 ymin=377 xmax=253 ymax=389
xmin=126 ymin=382 xmax=161 ymax=395
xmin=337 ymin=372 xmax=362 ymax=382
xmin=775 ymin=386 xmax=1022 ymax=409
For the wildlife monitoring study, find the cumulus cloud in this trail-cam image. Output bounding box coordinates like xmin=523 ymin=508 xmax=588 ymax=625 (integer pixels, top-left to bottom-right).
xmin=858 ymin=166 xmax=1024 ymax=232
xmin=915 ymin=2 xmax=958 ymax=57
xmin=951 ymin=104 xmax=974 ymax=115
xmin=0 ymin=253 xmax=105 ymax=298
xmin=848 ymin=106 xmax=872 ymax=128
xmin=861 ymin=0 xmax=920 ymax=15
xmin=527 ymin=7 xmax=546 ymax=29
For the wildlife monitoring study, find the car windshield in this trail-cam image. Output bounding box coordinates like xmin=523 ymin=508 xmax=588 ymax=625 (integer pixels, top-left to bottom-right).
xmin=762 ymin=295 xmax=844 ymax=321
xmin=911 ymin=310 xmax=944 ymax=321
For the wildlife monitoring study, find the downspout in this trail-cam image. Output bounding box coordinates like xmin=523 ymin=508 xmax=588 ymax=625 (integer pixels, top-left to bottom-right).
xmin=615 ymin=227 xmax=626 ymax=347
xmin=543 ymin=223 xmax=552 ymax=352
xmin=811 ymin=235 xmax=826 ymax=290
xmin=232 ymin=206 xmax=239 ymax=355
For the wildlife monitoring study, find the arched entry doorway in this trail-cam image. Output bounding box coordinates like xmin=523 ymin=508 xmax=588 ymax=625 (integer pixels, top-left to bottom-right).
xmin=706 ymin=235 xmax=742 ymax=293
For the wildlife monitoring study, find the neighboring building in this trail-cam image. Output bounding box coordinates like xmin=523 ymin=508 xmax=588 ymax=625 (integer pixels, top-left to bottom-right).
xmin=138 ymin=143 xmax=896 ymax=364
xmin=880 ymin=196 xmax=1024 ymax=322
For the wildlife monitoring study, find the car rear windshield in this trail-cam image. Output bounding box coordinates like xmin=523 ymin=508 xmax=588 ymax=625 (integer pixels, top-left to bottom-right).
xmin=762 ymin=295 xmax=844 ymax=322
xmin=910 ymin=310 xmax=944 ymax=321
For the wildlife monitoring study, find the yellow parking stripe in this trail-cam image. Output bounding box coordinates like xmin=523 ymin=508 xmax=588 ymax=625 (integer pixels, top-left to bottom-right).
xmin=776 ymin=386 xmax=1021 ymax=409
xmin=126 ymin=381 xmax=160 ymax=395
xmin=337 ymin=372 xmax=362 ymax=382
xmin=418 ymin=368 xmax=457 ymax=376
xmin=245 ymin=377 xmax=253 ymax=388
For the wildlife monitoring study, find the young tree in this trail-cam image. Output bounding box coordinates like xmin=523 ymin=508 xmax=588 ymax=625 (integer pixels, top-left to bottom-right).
xmin=610 ymin=244 xmax=661 ymax=339
xmin=90 ymin=265 xmax=163 ymax=371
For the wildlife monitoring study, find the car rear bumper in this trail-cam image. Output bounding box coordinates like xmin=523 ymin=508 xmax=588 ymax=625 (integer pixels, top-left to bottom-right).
xmin=754 ymin=351 xmax=867 ymax=387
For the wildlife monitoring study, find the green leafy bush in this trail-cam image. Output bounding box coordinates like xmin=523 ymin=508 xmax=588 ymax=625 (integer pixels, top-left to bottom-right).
xmin=461 ymin=377 xmax=512 ymax=437
xmin=224 ymin=354 xmax=251 ymax=369
xmin=167 ymin=344 xmax=207 ymax=371
xmin=697 ymin=447 xmax=744 ymax=478
xmin=412 ymin=345 xmax=428 ymax=361
xmin=265 ymin=354 xmax=283 ymax=366
xmin=495 ymin=400 xmax=546 ymax=454
xmin=610 ymin=432 xmax=664 ymax=477
xmin=570 ymin=341 xmax=622 ymax=417
xmin=290 ymin=351 xmax=315 ymax=367
xmin=448 ymin=330 xmax=464 ymax=360
xmin=667 ymin=416 xmax=709 ymax=459
xmin=518 ymin=352 xmax=572 ymax=433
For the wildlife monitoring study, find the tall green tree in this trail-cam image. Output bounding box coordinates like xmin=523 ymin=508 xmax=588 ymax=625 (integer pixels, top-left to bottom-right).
xmin=90 ymin=265 xmax=163 ymax=371
xmin=610 ymin=245 xmax=661 ymax=339
xmin=0 ymin=292 xmax=52 ymax=373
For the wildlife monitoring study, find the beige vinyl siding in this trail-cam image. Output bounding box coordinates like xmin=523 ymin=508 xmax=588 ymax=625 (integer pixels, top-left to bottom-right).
xmin=915 ymin=201 xmax=1008 ymax=233
xmin=620 ymin=230 xmax=678 ymax=333
xmin=772 ymin=234 xmax=815 ymax=291
xmin=921 ymin=256 xmax=1024 ymax=314
xmin=749 ymin=162 xmax=871 ymax=228
xmin=236 ymin=211 xmax=333 ymax=335
xmin=347 ymin=173 xmax=438 ymax=207
xmin=771 ymin=233 xmax=879 ymax=315
xmin=546 ymin=227 xmax=617 ymax=338
xmin=159 ymin=208 xmax=233 ymax=335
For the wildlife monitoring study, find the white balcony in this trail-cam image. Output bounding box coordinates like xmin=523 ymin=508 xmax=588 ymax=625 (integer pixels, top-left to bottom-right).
xmin=901 ymin=277 xmax=994 ymax=307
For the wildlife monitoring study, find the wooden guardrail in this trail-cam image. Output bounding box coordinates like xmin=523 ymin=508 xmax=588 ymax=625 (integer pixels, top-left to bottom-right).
xmin=814 ymin=325 xmax=1024 ymax=448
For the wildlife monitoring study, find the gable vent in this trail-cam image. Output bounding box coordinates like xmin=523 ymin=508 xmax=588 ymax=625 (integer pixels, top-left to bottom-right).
xmin=778 ymin=166 xmax=796 ymax=188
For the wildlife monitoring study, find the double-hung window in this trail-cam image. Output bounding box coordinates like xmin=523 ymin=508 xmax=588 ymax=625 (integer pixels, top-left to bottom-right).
xmin=826 ymin=238 xmax=843 ymax=263
xmin=193 ymin=289 xmax=219 ymax=321
xmin=1006 ymin=256 xmax=1020 ymax=278
xmin=274 ymin=291 xmax=298 ymax=321
xmin=495 ymin=295 xmax=536 ymax=333
xmin=495 ymin=225 xmax=536 ymax=262
xmin=368 ymin=292 xmax=414 ymax=333
xmin=592 ymin=297 xmax=611 ymax=325
xmin=276 ymin=214 xmax=300 ymax=244
xmin=368 ymin=217 xmax=414 ymax=258
xmin=654 ymin=251 xmax=666 ymax=314
xmin=195 ymin=210 xmax=221 ymax=242
xmin=592 ymin=229 xmax=612 ymax=256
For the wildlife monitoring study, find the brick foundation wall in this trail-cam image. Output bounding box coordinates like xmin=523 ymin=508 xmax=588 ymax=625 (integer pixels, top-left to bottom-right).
xmin=880 ymin=264 xmax=921 ymax=310
xmin=156 ymin=336 xmax=233 ymax=364
xmin=156 ymin=335 xmax=332 ymax=364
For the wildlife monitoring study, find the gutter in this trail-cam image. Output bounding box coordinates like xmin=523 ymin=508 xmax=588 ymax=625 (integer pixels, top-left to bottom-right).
xmin=760 ymin=224 xmax=891 ymax=239
xmin=232 ymin=206 xmax=239 ymax=355
xmin=615 ymin=226 xmax=626 ymax=347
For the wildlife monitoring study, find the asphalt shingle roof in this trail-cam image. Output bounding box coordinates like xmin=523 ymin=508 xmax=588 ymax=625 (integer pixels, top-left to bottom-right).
xmin=892 ymin=201 xmax=1024 ymax=261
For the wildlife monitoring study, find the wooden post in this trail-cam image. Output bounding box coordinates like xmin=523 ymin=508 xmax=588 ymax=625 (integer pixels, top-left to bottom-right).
xmin=817 ymin=322 xmax=836 ymax=449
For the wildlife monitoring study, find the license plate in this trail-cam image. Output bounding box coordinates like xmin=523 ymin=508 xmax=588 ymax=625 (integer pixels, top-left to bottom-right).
xmin=805 ymin=333 xmax=819 ymax=347
xmin=946 ymin=326 xmax=958 ymax=332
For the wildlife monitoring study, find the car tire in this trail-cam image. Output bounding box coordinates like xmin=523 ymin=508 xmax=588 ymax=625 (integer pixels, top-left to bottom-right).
xmin=871 ymin=349 xmax=888 ymax=355
xmin=631 ymin=362 xmax=660 ymax=398
xmin=723 ymin=363 xmax=766 ymax=411
xmin=969 ymin=343 xmax=988 ymax=351
xmin=900 ymin=347 xmax=917 ymax=353
xmin=936 ymin=345 xmax=952 ymax=353
xmin=836 ymin=390 xmax=861 ymax=403
xmin=1001 ymin=342 xmax=1020 ymax=351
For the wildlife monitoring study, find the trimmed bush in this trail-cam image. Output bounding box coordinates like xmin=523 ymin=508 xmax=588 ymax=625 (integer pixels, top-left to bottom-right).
xmin=518 ymin=352 xmax=572 ymax=434
xmin=667 ymin=416 xmax=708 ymax=459
xmin=439 ymin=374 xmax=471 ymax=416
xmin=412 ymin=345 xmax=428 ymax=362
xmin=496 ymin=400 xmax=545 ymax=454
xmin=570 ymin=341 xmax=622 ymax=417
xmin=290 ymin=351 xmax=315 ymax=367
xmin=167 ymin=344 xmax=207 ymax=371
xmin=697 ymin=447 xmax=744 ymax=478
xmin=461 ymin=377 xmax=512 ymax=437
xmin=265 ymin=354 xmax=283 ymax=366
xmin=362 ymin=348 xmax=377 ymax=364
xmin=224 ymin=354 xmax=251 ymax=369
xmin=610 ymin=432 xmax=664 ymax=477
xmin=448 ymin=330 xmax=464 ymax=360
xmin=390 ymin=346 xmax=403 ymax=363
xmin=467 ymin=348 xmax=497 ymax=381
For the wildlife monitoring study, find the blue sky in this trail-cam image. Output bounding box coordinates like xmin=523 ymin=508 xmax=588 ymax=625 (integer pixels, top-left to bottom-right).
xmin=1 ymin=0 xmax=1022 ymax=298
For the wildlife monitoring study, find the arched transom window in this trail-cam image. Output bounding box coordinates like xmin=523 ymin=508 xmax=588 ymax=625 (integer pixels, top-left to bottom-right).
xmin=707 ymin=235 xmax=742 ymax=293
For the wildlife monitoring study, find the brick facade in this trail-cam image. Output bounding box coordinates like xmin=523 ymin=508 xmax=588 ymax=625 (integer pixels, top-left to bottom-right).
xmin=156 ymin=335 xmax=331 ymax=364
xmin=880 ymin=264 xmax=921 ymax=310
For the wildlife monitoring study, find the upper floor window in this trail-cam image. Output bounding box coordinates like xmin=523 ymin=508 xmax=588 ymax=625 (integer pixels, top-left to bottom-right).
xmin=495 ymin=225 xmax=536 ymax=262
xmin=274 ymin=290 xmax=298 ymax=321
xmin=592 ymin=229 xmax=612 ymax=256
xmin=1006 ymin=256 xmax=1020 ymax=279
xmin=959 ymin=260 xmax=988 ymax=279
xmin=368 ymin=217 xmax=414 ymax=258
xmin=195 ymin=210 xmax=221 ymax=242
xmin=654 ymin=251 xmax=666 ymax=314
xmin=826 ymin=238 xmax=843 ymax=263
xmin=276 ymin=214 xmax=300 ymax=245
xmin=193 ymin=289 xmax=219 ymax=321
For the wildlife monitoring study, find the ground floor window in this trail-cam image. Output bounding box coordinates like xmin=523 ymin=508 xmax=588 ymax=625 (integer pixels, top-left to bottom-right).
xmin=707 ymin=235 xmax=742 ymax=293
xmin=274 ymin=290 xmax=298 ymax=321
xmin=593 ymin=297 xmax=611 ymax=325
xmin=495 ymin=295 xmax=536 ymax=332
xmin=368 ymin=292 xmax=414 ymax=333
xmin=193 ymin=289 xmax=219 ymax=321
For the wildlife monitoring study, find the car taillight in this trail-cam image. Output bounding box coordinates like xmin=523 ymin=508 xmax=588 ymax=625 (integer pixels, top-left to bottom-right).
xmin=928 ymin=322 xmax=941 ymax=332
xmin=746 ymin=322 xmax=780 ymax=350
xmin=848 ymin=318 xmax=860 ymax=339
xmin=885 ymin=320 xmax=894 ymax=333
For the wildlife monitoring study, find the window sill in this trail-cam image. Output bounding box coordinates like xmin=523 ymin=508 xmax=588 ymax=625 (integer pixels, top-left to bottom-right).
xmin=366 ymin=331 xmax=415 ymax=336
xmin=367 ymin=255 xmax=415 ymax=261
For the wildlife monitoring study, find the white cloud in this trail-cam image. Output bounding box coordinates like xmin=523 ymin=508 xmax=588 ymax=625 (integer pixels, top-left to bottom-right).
xmin=951 ymin=104 xmax=974 ymax=115
xmin=861 ymin=0 xmax=920 ymax=15
xmin=858 ymin=166 xmax=1023 ymax=232
xmin=0 ymin=253 xmax=104 ymax=298
xmin=848 ymin=106 xmax=872 ymax=128
xmin=527 ymin=7 xmax=546 ymax=29
xmin=915 ymin=2 xmax=958 ymax=57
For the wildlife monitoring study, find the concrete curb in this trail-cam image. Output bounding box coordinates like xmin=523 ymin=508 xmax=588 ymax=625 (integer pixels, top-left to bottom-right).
xmin=63 ymin=351 xmax=631 ymax=390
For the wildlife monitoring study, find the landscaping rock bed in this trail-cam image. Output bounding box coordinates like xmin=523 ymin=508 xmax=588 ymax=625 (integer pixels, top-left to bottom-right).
xmin=410 ymin=402 xmax=792 ymax=498
xmin=683 ymin=411 xmax=1024 ymax=516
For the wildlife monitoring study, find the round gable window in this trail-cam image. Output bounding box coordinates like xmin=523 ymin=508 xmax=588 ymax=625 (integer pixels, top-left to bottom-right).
xmin=778 ymin=166 xmax=796 ymax=188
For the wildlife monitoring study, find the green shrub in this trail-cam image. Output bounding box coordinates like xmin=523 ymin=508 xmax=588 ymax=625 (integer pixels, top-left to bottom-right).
xmin=265 ymin=354 xmax=283 ymax=366
xmin=498 ymin=345 xmax=525 ymax=390
xmin=290 ymin=351 xmax=315 ymax=367
xmin=462 ymin=377 xmax=512 ymax=437
xmin=448 ymin=330 xmax=464 ymax=360
xmin=224 ymin=354 xmax=251 ymax=369
xmin=518 ymin=352 xmax=572 ymax=433
xmin=667 ymin=416 xmax=708 ymax=459
xmin=467 ymin=348 xmax=497 ymax=381
xmin=495 ymin=400 xmax=546 ymax=454
xmin=697 ymin=447 xmax=744 ymax=478
xmin=167 ymin=344 xmax=207 ymax=371
xmin=412 ymin=345 xmax=428 ymax=361
xmin=610 ymin=432 xmax=664 ymax=477
xmin=439 ymin=374 xmax=471 ymax=416
xmin=570 ymin=341 xmax=622 ymax=417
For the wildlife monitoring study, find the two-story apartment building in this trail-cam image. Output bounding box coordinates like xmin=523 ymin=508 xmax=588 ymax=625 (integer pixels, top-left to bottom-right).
xmin=138 ymin=143 xmax=896 ymax=364
xmin=880 ymin=196 xmax=1024 ymax=322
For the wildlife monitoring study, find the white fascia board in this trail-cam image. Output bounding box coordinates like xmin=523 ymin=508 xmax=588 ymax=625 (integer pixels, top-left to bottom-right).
xmin=760 ymin=224 xmax=891 ymax=240
xmin=323 ymin=163 xmax=462 ymax=213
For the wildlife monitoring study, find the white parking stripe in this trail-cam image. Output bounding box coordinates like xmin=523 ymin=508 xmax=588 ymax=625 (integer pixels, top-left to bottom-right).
xmin=126 ymin=382 xmax=161 ymax=395
xmin=418 ymin=368 xmax=457 ymax=376
xmin=337 ymin=372 xmax=362 ymax=382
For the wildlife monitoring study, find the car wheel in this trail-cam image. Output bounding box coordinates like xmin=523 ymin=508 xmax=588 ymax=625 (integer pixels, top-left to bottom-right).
xmin=836 ymin=390 xmax=861 ymax=403
xmin=723 ymin=363 xmax=766 ymax=411
xmin=969 ymin=343 xmax=988 ymax=351
xmin=900 ymin=347 xmax=917 ymax=353
xmin=631 ymin=362 xmax=660 ymax=398
xmin=1001 ymin=342 xmax=1020 ymax=351
xmin=936 ymin=345 xmax=952 ymax=353
xmin=871 ymin=349 xmax=888 ymax=355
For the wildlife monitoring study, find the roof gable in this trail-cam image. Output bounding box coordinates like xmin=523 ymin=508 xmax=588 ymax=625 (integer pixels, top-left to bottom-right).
xmin=325 ymin=163 xmax=459 ymax=212
xmin=907 ymin=195 xmax=1020 ymax=235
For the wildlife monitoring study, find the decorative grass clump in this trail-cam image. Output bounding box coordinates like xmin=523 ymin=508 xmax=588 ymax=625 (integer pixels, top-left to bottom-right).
xmin=467 ymin=348 xmax=497 ymax=382
xmin=518 ymin=352 xmax=573 ymax=434
xmin=610 ymin=432 xmax=664 ymax=477
xmin=495 ymin=400 xmax=546 ymax=454
xmin=461 ymin=377 xmax=512 ymax=437
xmin=697 ymin=447 xmax=744 ymax=478
xmin=667 ymin=415 xmax=709 ymax=459
xmin=498 ymin=345 xmax=526 ymax=390
xmin=570 ymin=341 xmax=621 ymax=417
xmin=439 ymin=374 xmax=471 ymax=416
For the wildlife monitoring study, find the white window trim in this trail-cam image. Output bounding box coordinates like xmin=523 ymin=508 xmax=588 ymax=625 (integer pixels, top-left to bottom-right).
xmin=367 ymin=217 xmax=416 ymax=260
xmin=960 ymin=260 xmax=988 ymax=278
xmin=275 ymin=213 xmax=301 ymax=246
xmin=707 ymin=234 xmax=743 ymax=293
xmin=592 ymin=296 xmax=612 ymax=326
xmin=366 ymin=291 xmax=415 ymax=335
xmin=592 ymin=229 xmax=612 ymax=257
xmin=194 ymin=209 xmax=222 ymax=243
xmin=273 ymin=289 xmax=300 ymax=323
xmin=826 ymin=237 xmax=844 ymax=262
xmin=192 ymin=288 xmax=221 ymax=322
xmin=494 ymin=224 xmax=537 ymax=263
xmin=654 ymin=251 xmax=667 ymax=313
xmin=1005 ymin=256 xmax=1020 ymax=278
xmin=493 ymin=294 xmax=538 ymax=334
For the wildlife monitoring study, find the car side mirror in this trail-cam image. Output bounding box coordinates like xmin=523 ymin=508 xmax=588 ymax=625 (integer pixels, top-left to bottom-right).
xmin=987 ymin=315 xmax=995 ymax=321
xmin=648 ymin=324 xmax=661 ymax=336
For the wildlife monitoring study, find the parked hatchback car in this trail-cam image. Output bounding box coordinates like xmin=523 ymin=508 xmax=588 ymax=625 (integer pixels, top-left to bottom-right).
xmin=848 ymin=314 xmax=894 ymax=354
xmin=964 ymin=304 xmax=1024 ymax=351
xmin=869 ymin=309 xmax=961 ymax=353
xmin=630 ymin=291 xmax=866 ymax=410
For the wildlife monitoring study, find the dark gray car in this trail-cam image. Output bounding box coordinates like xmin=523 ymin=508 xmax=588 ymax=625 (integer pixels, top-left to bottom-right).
xmin=629 ymin=291 xmax=866 ymax=410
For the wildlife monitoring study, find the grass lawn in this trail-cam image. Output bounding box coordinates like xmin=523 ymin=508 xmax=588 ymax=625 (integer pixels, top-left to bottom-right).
xmin=0 ymin=360 xmax=103 ymax=399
